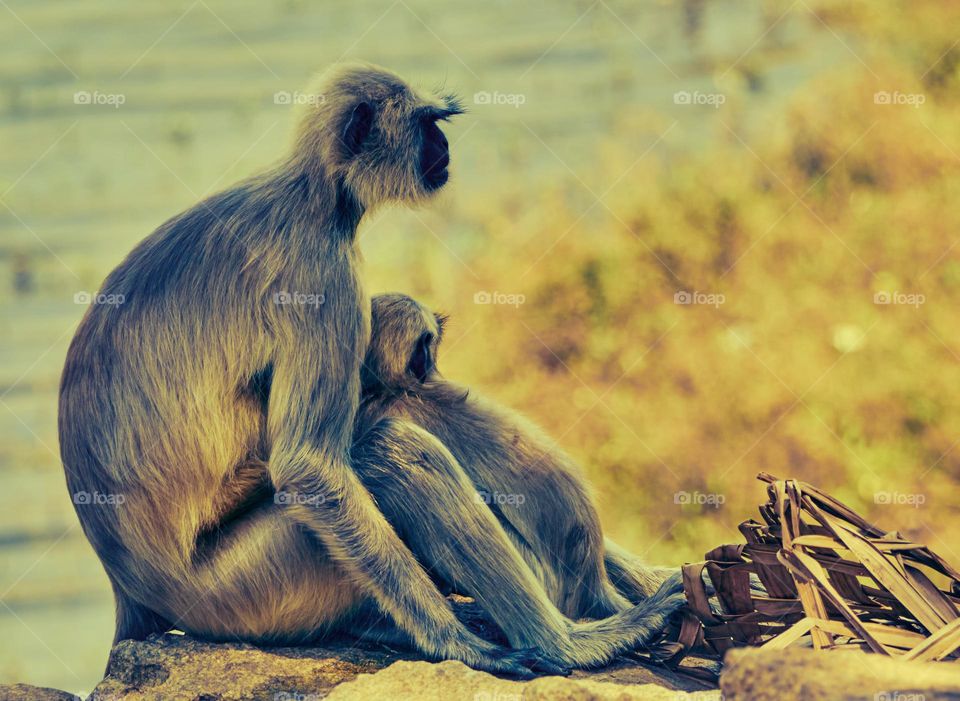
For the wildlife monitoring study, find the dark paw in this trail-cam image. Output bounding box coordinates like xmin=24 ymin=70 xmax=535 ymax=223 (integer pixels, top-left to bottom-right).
xmin=491 ymin=647 xmax=570 ymax=678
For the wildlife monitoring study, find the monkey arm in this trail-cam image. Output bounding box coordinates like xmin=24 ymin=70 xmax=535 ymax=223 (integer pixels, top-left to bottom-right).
xmin=261 ymin=319 xmax=550 ymax=673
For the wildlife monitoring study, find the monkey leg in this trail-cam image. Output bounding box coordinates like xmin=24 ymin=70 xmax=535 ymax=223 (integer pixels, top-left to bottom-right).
xmin=464 ymin=463 xmax=631 ymax=620
xmin=448 ymin=446 xmax=673 ymax=620
xmin=352 ymin=418 xmax=687 ymax=668
xmin=155 ymin=505 xmax=366 ymax=644
xmin=150 ymin=483 xmax=560 ymax=677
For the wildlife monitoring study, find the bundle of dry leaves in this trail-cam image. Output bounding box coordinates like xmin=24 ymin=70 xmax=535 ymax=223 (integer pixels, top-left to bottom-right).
xmin=659 ymin=473 xmax=960 ymax=681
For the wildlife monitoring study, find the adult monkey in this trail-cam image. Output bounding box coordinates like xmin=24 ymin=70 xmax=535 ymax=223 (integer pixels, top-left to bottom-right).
xmin=59 ymin=63 xmax=682 ymax=676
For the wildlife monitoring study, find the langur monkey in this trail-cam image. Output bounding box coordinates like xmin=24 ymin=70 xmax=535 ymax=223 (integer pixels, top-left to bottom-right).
xmin=357 ymin=294 xmax=683 ymax=642
xmin=59 ymin=63 xmax=683 ymax=677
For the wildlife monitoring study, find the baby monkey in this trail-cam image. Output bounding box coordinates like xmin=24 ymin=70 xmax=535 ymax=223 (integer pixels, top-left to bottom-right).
xmin=358 ymin=293 xmax=678 ymax=623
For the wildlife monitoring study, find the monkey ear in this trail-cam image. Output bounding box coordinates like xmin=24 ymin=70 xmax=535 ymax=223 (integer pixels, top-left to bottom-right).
xmin=342 ymin=102 xmax=374 ymax=156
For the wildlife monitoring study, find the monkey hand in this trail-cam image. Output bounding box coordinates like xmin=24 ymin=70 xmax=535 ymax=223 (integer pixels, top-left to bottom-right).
xmin=439 ymin=629 xmax=570 ymax=678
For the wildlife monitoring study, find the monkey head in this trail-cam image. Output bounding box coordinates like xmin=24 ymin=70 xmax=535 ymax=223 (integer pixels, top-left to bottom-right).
xmin=293 ymin=63 xmax=463 ymax=210
xmin=362 ymin=293 xmax=446 ymax=395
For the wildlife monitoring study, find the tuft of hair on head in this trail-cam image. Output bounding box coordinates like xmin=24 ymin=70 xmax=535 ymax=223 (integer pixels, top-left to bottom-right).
xmin=433 ymin=312 xmax=449 ymax=340
xmin=289 ymin=62 xmax=463 ymax=212
xmin=429 ymin=85 xmax=466 ymax=121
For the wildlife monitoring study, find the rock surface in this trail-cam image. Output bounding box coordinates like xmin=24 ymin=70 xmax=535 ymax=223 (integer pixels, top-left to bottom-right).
xmin=327 ymin=659 xmax=720 ymax=701
xmin=8 ymin=637 xmax=960 ymax=700
xmin=77 ymin=633 xmax=713 ymax=700
xmin=0 ymin=684 xmax=81 ymax=701
xmin=0 ymin=596 xmax=716 ymax=700
xmin=721 ymin=647 xmax=960 ymax=701
xmin=89 ymin=634 xmax=389 ymax=700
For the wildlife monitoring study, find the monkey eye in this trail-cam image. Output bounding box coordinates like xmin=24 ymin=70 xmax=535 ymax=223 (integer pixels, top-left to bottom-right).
xmin=408 ymin=332 xmax=434 ymax=383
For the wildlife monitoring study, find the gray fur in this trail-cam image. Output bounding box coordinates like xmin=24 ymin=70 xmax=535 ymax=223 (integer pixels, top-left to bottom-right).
xmin=356 ymin=293 xmax=686 ymax=668
xmin=59 ymin=63 xmax=558 ymax=677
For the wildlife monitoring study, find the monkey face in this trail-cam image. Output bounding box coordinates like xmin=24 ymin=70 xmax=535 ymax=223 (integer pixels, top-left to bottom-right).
xmin=296 ymin=63 xmax=463 ymax=209
xmin=339 ymin=97 xmax=462 ymax=207
xmin=362 ymin=294 xmax=446 ymax=396
xmin=419 ymin=115 xmax=451 ymax=191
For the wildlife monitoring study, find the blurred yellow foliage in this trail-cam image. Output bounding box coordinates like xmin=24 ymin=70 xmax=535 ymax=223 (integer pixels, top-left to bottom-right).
xmin=425 ymin=0 xmax=960 ymax=564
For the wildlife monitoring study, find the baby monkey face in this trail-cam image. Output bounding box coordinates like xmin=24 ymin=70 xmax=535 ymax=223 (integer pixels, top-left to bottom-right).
xmin=363 ymin=293 xmax=446 ymax=394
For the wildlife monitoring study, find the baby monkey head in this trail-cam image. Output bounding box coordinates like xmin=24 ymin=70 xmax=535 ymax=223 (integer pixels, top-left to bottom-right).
xmin=363 ymin=293 xmax=447 ymax=395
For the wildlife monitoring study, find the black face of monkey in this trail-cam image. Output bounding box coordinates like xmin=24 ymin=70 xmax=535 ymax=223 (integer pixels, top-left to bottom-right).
xmin=294 ymin=64 xmax=463 ymax=208
xmin=342 ymin=107 xmax=452 ymax=193
xmin=419 ymin=117 xmax=450 ymax=191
